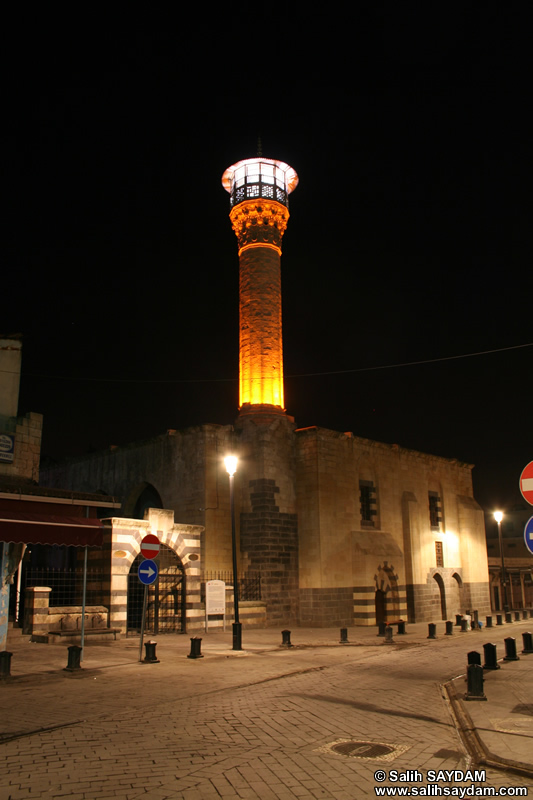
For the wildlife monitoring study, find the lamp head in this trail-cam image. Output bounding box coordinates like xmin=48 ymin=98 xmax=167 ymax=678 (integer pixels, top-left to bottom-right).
xmin=224 ymin=455 xmax=238 ymax=477
xmin=494 ymin=511 xmax=503 ymax=523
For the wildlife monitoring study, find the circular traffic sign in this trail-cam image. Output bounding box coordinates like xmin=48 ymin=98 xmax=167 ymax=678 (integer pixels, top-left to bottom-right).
xmin=525 ymin=516 xmax=533 ymax=556
xmin=519 ymin=461 xmax=533 ymax=506
xmin=138 ymin=559 xmax=159 ymax=585
xmin=140 ymin=533 xmax=160 ymax=560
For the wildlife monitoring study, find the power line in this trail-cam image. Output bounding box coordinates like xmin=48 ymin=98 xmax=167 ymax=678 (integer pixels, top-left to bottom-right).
xmin=4 ymin=341 xmax=532 ymax=385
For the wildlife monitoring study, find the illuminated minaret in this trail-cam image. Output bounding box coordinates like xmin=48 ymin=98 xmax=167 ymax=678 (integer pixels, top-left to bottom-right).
xmin=222 ymin=156 xmax=298 ymax=413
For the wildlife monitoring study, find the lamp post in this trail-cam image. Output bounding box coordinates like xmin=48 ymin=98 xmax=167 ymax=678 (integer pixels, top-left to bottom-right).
xmin=224 ymin=455 xmax=242 ymax=650
xmin=494 ymin=511 xmax=509 ymax=612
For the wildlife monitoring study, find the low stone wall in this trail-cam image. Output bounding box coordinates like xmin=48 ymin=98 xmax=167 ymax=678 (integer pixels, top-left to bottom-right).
xmin=24 ymin=587 xmax=118 ymax=643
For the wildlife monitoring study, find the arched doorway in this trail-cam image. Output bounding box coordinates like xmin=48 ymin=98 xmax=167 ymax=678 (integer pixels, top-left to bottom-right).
xmin=127 ymin=544 xmax=185 ymax=634
xmin=374 ymin=563 xmax=400 ymax=623
xmin=375 ymin=590 xmax=386 ymax=623
xmin=433 ymin=573 xmax=446 ymax=620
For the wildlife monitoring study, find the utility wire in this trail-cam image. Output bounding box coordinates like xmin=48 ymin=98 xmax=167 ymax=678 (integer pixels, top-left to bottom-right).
xmin=3 ymin=341 xmax=531 ymax=385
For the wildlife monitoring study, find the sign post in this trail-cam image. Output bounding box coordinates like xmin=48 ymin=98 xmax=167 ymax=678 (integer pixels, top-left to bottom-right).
xmin=138 ymin=536 xmax=160 ymax=662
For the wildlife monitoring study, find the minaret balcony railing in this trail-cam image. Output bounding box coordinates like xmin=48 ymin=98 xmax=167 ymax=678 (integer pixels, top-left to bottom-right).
xmin=230 ymin=180 xmax=288 ymax=209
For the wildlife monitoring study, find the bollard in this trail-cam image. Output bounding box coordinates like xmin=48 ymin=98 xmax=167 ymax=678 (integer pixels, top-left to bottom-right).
xmin=339 ymin=627 xmax=349 ymax=644
xmin=503 ymin=637 xmax=520 ymax=662
xmin=514 ymin=611 xmax=520 ymax=622
xmin=397 ymin=620 xmax=406 ymax=635
xmin=486 ymin=615 xmax=492 ymax=628
xmin=187 ymin=637 xmax=203 ymax=659
xmin=427 ymin=623 xmax=437 ymax=640
xmin=455 ymin=614 xmax=462 ymax=627
xmin=281 ymin=629 xmax=293 ymax=648
xmin=521 ymin=632 xmax=533 ymax=654
xmin=467 ymin=650 xmax=481 ymax=666
xmin=460 ymin=619 xmax=468 ymax=632
xmin=483 ymin=642 xmax=500 ymax=670
xmin=445 ymin=620 xmax=453 ymax=636
xmin=465 ymin=664 xmax=487 ymax=701
xmin=0 ymin=651 xmax=13 ymax=679
xmin=505 ymin=611 xmax=513 ymax=624
xmin=523 ymin=610 xmax=529 ymax=620
xmin=64 ymin=645 xmax=82 ymax=672
xmin=473 ymin=610 xmax=479 ymax=628
xmin=377 ymin=621 xmax=386 ymax=637
xmin=383 ymin=625 xmax=394 ymax=645
xmin=143 ymin=640 xmax=160 ymax=663
xmin=496 ymin=614 xmax=503 ymax=626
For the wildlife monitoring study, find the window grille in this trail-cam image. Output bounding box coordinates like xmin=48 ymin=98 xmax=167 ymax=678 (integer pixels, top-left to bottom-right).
xmin=435 ymin=541 xmax=444 ymax=567
xmin=360 ymin=480 xmax=377 ymax=527
xmin=429 ymin=491 xmax=442 ymax=528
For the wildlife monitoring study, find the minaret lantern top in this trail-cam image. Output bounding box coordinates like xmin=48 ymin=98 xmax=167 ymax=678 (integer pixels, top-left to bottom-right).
xmin=222 ymin=158 xmax=298 ymax=210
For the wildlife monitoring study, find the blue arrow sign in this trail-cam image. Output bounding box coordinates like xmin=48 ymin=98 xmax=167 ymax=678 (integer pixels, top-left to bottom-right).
xmin=525 ymin=516 xmax=533 ymax=556
xmin=138 ymin=559 xmax=158 ymax=585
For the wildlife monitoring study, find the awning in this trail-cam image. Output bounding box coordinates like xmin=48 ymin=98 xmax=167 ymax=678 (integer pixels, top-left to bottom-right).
xmin=0 ymin=512 xmax=104 ymax=547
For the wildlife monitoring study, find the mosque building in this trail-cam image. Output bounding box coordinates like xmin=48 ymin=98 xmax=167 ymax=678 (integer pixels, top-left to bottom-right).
xmin=14 ymin=154 xmax=491 ymax=634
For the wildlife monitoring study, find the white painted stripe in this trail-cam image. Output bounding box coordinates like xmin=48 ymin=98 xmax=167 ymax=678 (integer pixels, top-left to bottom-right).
xmin=522 ymin=478 xmax=533 ymax=492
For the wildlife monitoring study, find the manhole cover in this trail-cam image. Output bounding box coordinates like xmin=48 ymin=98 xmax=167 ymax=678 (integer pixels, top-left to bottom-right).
xmin=332 ymin=742 xmax=393 ymax=758
xmin=317 ymin=739 xmax=411 ymax=762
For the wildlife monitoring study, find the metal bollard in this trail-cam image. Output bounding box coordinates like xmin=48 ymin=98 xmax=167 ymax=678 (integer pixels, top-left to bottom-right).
xmin=64 ymin=645 xmax=82 ymax=672
xmin=483 ymin=642 xmax=500 ymax=670
xmin=503 ymin=637 xmax=520 ymax=662
xmin=505 ymin=611 xmax=513 ymax=624
xmin=143 ymin=640 xmax=160 ymax=663
xmin=383 ymin=625 xmax=394 ymax=645
xmin=523 ymin=610 xmax=529 ymax=620
xmin=514 ymin=611 xmax=520 ymax=622
xmin=496 ymin=614 xmax=503 ymax=626
xmin=281 ymin=629 xmax=293 ymax=648
xmin=521 ymin=632 xmax=533 ymax=654
xmin=397 ymin=620 xmax=406 ymax=635
xmin=0 ymin=651 xmax=13 ymax=679
xmin=187 ymin=637 xmax=203 ymax=659
xmin=465 ymin=664 xmax=487 ymax=701
xmin=339 ymin=627 xmax=349 ymax=644
xmin=377 ymin=621 xmax=387 ymax=637
xmin=486 ymin=615 xmax=492 ymax=628
xmin=467 ymin=650 xmax=481 ymax=666
xmin=445 ymin=620 xmax=453 ymax=635
xmin=460 ymin=619 xmax=468 ymax=632
xmin=455 ymin=614 xmax=462 ymax=627
xmin=427 ymin=623 xmax=437 ymax=640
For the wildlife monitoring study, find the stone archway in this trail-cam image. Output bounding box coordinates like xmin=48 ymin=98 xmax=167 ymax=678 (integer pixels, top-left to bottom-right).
xmin=105 ymin=512 xmax=203 ymax=633
xmin=374 ymin=563 xmax=400 ymax=622
xmin=127 ymin=543 xmax=186 ymax=634
xmin=433 ymin=572 xmax=446 ymax=620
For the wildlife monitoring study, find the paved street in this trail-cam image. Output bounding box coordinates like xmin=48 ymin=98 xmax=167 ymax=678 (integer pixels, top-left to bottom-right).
xmin=1 ymin=623 xmax=532 ymax=799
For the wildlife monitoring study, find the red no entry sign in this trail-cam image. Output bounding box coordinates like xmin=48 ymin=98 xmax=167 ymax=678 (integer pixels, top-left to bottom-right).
xmin=140 ymin=533 xmax=160 ymax=559
xmin=519 ymin=461 xmax=533 ymax=506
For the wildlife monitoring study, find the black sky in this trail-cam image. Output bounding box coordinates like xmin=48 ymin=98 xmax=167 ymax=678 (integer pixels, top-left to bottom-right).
xmin=4 ymin=8 xmax=532 ymax=510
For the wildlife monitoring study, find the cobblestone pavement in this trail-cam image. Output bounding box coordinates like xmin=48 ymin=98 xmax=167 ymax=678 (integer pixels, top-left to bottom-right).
xmin=1 ymin=625 xmax=532 ymax=799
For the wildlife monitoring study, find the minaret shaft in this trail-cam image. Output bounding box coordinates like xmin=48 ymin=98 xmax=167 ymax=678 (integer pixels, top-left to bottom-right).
xmin=222 ymin=157 xmax=298 ymax=414
xmin=239 ymin=242 xmax=284 ymax=408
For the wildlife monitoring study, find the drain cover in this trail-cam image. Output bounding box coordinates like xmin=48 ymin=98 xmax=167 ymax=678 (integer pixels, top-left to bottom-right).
xmin=317 ymin=739 xmax=411 ymax=762
xmin=332 ymin=742 xmax=393 ymax=758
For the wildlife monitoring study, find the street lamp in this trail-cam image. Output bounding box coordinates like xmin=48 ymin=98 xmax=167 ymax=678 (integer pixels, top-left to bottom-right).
xmin=494 ymin=511 xmax=509 ymax=612
xmin=224 ymin=455 xmax=242 ymax=650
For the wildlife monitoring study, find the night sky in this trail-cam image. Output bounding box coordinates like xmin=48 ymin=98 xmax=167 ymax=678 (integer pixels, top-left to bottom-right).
xmin=4 ymin=9 xmax=531 ymax=510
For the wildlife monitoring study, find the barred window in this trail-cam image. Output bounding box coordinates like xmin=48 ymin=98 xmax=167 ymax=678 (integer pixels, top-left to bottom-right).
xmin=435 ymin=541 xmax=444 ymax=567
xmin=429 ymin=491 xmax=442 ymax=529
xmin=360 ymin=480 xmax=377 ymax=527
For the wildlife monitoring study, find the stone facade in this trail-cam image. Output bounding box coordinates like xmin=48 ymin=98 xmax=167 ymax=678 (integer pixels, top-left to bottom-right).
xmin=41 ymin=417 xmax=491 ymax=628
